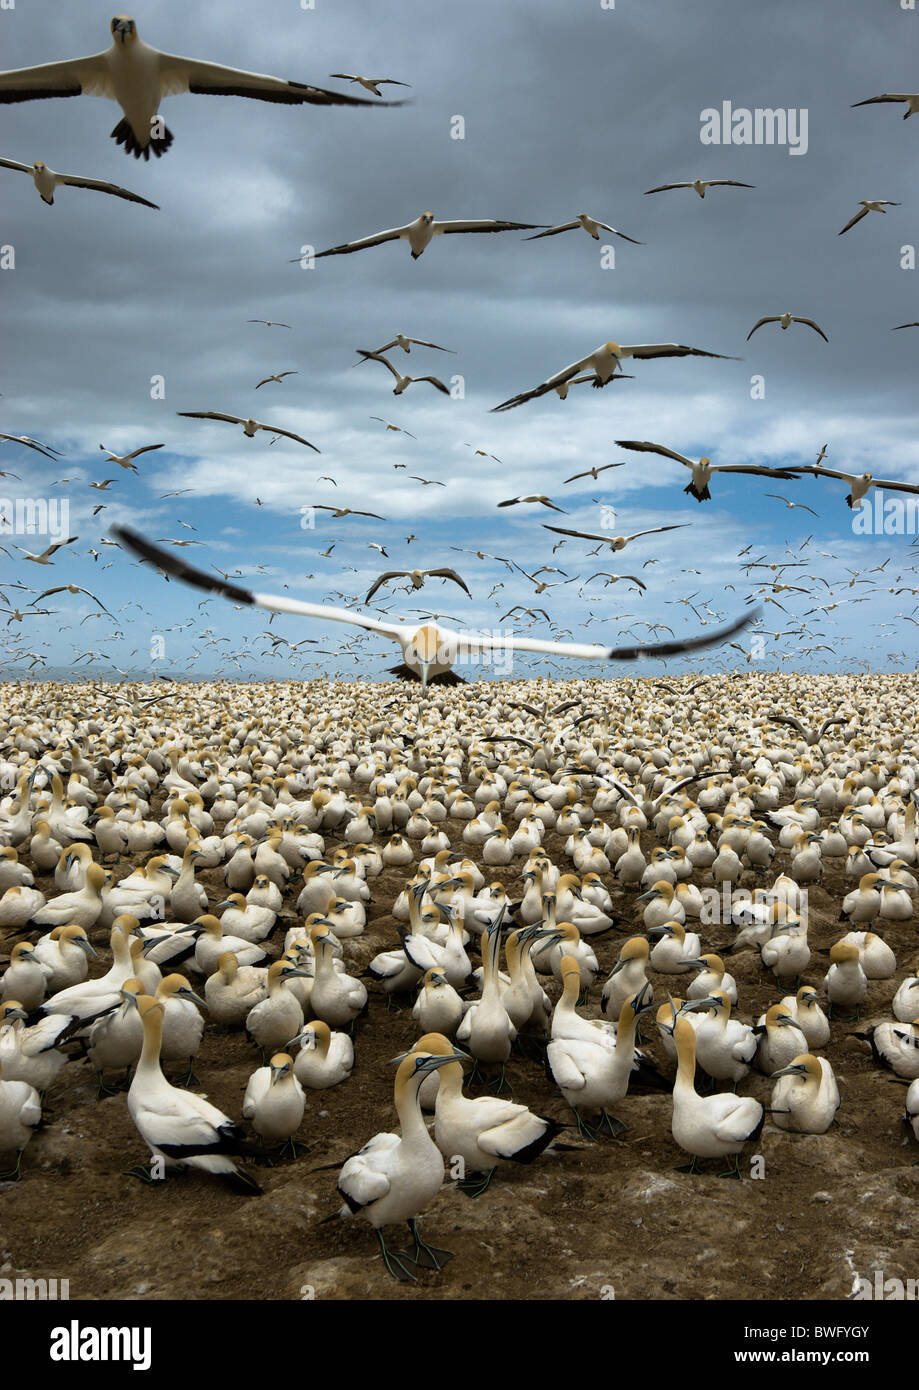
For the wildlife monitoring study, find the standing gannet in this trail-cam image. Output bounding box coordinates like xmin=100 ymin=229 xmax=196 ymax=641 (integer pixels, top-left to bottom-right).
xmin=0 ymin=16 xmax=402 ymax=159
xmin=644 ymin=177 xmax=755 ymax=198
xmin=112 ymin=528 xmax=757 ymax=690
xmin=0 ymin=156 xmax=158 ymax=206
xmin=456 ymin=911 xmax=516 ymax=1088
xmin=309 ymin=923 xmax=367 ymax=1027
xmin=613 ymin=439 xmax=801 ymax=501
xmin=334 ymin=1045 xmax=466 ymax=1281
xmin=548 ymin=967 xmax=655 ymax=1139
xmin=127 ymin=995 xmax=262 ymax=1192
xmin=683 ymin=990 xmax=756 ymax=1086
xmin=0 ymin=1059 xmax=41 ymax=1181
xmin=492 ymin=339 xmax=740 ymax=412
xmin=242 ymin=1053 xmax=305 ymax=1154
xmin=245 ymin=960 xmax=308 ymax=1056
xmin=670 ymin=1016 xmax=763 ymax=1176
xmin=412 ymin=967 xmax=464 ymax=1037
xmin=754 ymin=1003 xmax=809 ymax=1075
xmin=602 ymin=937 xmax=652 ymax=1020
xmin=770 ymin=1054 xmax=840 ymax=1133
xmin=838 ymin=199 xmax=901 ymax=236
xmin=409 ymin=1032 xmax=560 ymax=1195
xmin=1 ymin=944 xmax=52 ymax=1010
xmin=306 ymin=210 xmax=548 ymax=261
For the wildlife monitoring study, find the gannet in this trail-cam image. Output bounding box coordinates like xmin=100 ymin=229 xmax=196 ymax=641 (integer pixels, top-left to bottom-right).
xmin=670 ymin=1016 xmax=763 ymax=1176
xmin=328 ymin=73 xmax=411 ymax=96
xmin=334 ymin=1045 xmax=465 ymax=1281
xmin=409 ymin=1032 xmax=560 ymax=1194
xmin=354 ymin=350 xmax=449 ymax=395
xmin=851 ymin=92 xmax=919 ymax=119
xmin=0 ymin=1002 xmax=70 ymax=1092
xmin=98 ymin=441 xmax=163 ymax=469
xmin=838 ymin=200 xmax=901 ymax=236
xmin=856 ymin=1019 xmax=919 ymax=1079
xmin=524 ymin=212 xmax=643 ymax=244
xmin=15 ymin=537 xmax=79 ymax=565
xmin=365 ymin=568 xmax=471 ymax=604
xmin=770 ymin=1054 xmax=840 ymax=1133
xmin=644 ymin=178 xmax=755 ymax=198
xmin=204 ymin=951 xmax=267 ymax=1025
xmin=0 ymin=1060 xmax=41 ymax=1180
xmin=176 ymin=412 xmax=319 ymax=451
xmin=823 ymin=940 xmax=868 ymax=1020
xmin=128 ymin=996 xmax=262 ymax=1192
xmin=548 ymin=966 xmax=654 ymax=1139
xmin=288 ymin=1019 xmax=353 ymax=1089
xmin=0 ymin=156 xmax=158 ymax=207
xmin=0 ymin=433 xmax=63 ymax=459
xmin=787 ymin=462 xmax=919 ymax=509
xmin=245 ymin=960 xmax=308 ymax=1055
xmin=371 ymin=334 xmax=454 ymax=355
xmin=112 ymin=527 xmax=757 ymax=690
xmin=493 ymin=339 xmax=740 ymax=411
xmin=683 ymin=991 xmax=756 ymax=1084
xmin=306 ymin=211 xmax=548 ymax=261
xmin=613 ymin=440 xmax=801 ymax=501
xmin=0 ymin=15 xmax=402 ymax=160
xmin=1 ymin=944 xmax=52 ymax=1011
xmin=242 ymin=1053 xmax=305 ymax=1152
xmin=746 ymin=312 xmax=828 ymax=342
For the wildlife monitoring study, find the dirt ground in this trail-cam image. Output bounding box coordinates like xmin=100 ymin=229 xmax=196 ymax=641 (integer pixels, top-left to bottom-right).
xmin=3 ymin=797 xmax=919 ymax=1302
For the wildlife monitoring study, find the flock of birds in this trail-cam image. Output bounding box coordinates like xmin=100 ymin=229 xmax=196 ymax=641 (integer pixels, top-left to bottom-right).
xmin=1 ymin=16 xmax=919 ymax=684
xmin=1 ymin=675 xmax=919 ymax=1285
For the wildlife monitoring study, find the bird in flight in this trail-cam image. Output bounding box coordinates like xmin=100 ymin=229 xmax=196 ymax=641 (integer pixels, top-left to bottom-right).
xmin=370 ymin=418 xmax=417 ymax=439
xmin=176 ymin=412 xmax=319 ymax=451
xmin=851 ymin=92 xmax=919 ymax=120
xmin=493 ymin=340 xmax=739 ymax=412
xmin=365 ymin=568 xmax=471 ymax=603
xmin=746 ymin=313 xmax=828 ymax=343
xmin=0 ymin=434 xmax=63 ymax=459
xmin=613 ymin=440 xmax=802 ymax=502
xmin=248 ymin=320 xmax=291 ymax=329
xmin=524 ymin=212 xmax=643 ymax=244
xmin=329 ymin=73 xmax=411 ymax=97
xmin=313 ymin=505 xmax=387 ymax=520
xmin=112 ymin=527 xmax=759 ymax=691
xmin=0 ymin=156 xmax=158 ymax=207
xmin=35 ymin=583 xmax=112 ymax=615
xmin=254 ymin=371 xmax=298 ymax=389
xmin=563 ymin=462 xmax=627 ymax=485
xmin=763 ymin=495 xmax=820 ymax=517
xmin=99 ymin=442 xmax=163 ymax=470
xmin=542 ymin=523 xmax=689 ymax=551
xmin=643 ymin=178 xmax=755 ymax=198
xmin=354 ymin=350 xmax=450 ymax=396
xmin=16 ymin=536 xmax=78 ymax=565
xmin=498 ymin=495 xmax=567 ymax=513
xmin=303 ymin=211 xmax=548 ymax=261
xmin=838 ymin=200 xmax=900 ymax=236
xmin=584 ymin=572 xmax=647 ymax=591
xmin=369 ymin=335 xmax=455 ymax=356
xmin=0 ymin=15 xmax=405 ymax=160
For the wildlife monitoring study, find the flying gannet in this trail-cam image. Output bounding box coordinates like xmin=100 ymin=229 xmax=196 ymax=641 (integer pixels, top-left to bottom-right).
xmin=98 ymin=442 xmax=163 ymax=470
xmin=746 ymin=313 xmax=828 ymax=342
xmin=354 ymin=350 xmax=450 ymax=395
xmin=0 ymin=156 xmax=158 ymax=206
xmin=0 ymin=15 xmax=405 ymax=160
xmin=838 ymin=200 xmax=901 ymax=236
xmin=851 ymin=92 xmax=919 ymax=119
xmin=112 ymin=527 xmax=759 ymax=691
xmin=613 ymin=440 xmax=803 ymax=502
xmin=303 ymin=211 xmax=548 ymax=261
xmin=523 ymin=212 xmax=643 ymax=243
xmin=643 ymin=178 xmax=755 ymax=198
xmin=176 ymin=412 xmax=319 ymax=451
xmin=492 ymin=340 xmax=740 ymax=412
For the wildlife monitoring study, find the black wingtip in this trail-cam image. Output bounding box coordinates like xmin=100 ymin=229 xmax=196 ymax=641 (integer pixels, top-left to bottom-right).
xmin=111 ymin=527 xmax=256 ymax=605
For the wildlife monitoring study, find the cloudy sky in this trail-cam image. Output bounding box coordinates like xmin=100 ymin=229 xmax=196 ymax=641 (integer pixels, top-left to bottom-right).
xmin=1 ymin=0 xmax=918 ymax=681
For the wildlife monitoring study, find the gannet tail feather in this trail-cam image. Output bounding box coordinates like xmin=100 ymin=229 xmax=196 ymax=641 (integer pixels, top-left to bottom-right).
xmin=111 ymin=117 xmax=174 ymax=159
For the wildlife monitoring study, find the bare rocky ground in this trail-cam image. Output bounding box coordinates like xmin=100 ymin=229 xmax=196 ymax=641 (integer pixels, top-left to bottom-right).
xmin=3 ymin=807 xmax=919 ymax=1302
